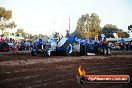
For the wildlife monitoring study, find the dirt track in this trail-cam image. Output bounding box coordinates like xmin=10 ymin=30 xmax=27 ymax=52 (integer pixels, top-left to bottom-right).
xmin=0 ymin=51 xmax=132 ymax=88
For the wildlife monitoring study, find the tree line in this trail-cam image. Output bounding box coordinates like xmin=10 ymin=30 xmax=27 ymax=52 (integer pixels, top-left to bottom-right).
xmin=75 ymin=13 xmax=130 ymax=38
xmin=0 ymin=7 xmax=33 ymax=39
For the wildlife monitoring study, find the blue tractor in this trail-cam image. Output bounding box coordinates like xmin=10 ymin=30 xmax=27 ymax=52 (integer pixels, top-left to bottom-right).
xmin=31 ymin=39 xmax=49 ymax=56
xmin=31 ymin=32 xmax=77 ymax=56
xmin=45 ymin=33 xmax=77 ymax=56
xmin=85 ymin=34 xmax=111 ymax=55
xmin=31 ymin=33 xmax=111 ymax=56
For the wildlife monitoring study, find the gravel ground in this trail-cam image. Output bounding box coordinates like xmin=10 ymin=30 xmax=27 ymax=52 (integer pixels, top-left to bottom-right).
xmin=0 ymin=51 xmax=132 ymax=88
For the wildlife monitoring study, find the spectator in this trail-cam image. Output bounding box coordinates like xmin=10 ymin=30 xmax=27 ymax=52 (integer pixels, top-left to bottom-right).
xmin=126 ymin=42 xmax=129 ymax=51
xmin=130 ymin=41 xmax=132 ymax=51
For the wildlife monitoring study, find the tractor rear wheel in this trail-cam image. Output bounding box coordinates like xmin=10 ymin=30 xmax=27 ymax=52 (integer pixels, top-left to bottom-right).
xmin=65 ymin=44 xmax=73 ymax=56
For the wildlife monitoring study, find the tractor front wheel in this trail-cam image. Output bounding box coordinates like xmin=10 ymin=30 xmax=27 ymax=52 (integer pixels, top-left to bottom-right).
xmin=31 ymin=49 xmax=36 ymax=56
xmin=103 ymin=48 xmax=107 ymax=55
xmin=46 ymin=48 xmax=51 ymax=57
xmin=107 ymin=48 xmax=111 ymax=55
xmin=31 ymin=51 xmax=36 ymax=56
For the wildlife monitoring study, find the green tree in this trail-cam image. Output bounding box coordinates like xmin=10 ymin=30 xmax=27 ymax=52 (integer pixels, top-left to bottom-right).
xmin=101 ymin=24 xmax=122 ymax=38
xmin=0 ymin=7 xmax=16 ymax=33
xmin=122 ymin=31 xmax=130 ymax=38
xmin=0 ymin=7 xmax=12 ymax=20
xmin=25 ymin=33 xmax=34 ymax=39
xmin=15 ymin=29 xmax=26 ymax=38
xmin=5 ymin=21 xmax=17 ymax=29
xmin=101 ymin=24 xmax=130 ymax=38
xmin=76 ymin=13 xmax=101 ymax=39
xmin=128 ymin=25 xmax=132 ymax=32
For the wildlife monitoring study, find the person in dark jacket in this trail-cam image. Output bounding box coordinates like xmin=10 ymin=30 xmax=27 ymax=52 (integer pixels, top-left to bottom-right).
xmin=125 ymin=42 xmax=129 ymax=51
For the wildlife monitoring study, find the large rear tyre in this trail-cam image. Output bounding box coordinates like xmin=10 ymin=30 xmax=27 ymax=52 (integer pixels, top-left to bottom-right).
xmin=65 ymin=44 xmax=73 ymax=56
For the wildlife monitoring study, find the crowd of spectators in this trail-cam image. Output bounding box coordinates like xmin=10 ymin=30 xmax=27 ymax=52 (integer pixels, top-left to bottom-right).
xmin=0 ymin=36 xmax=33 ymax=52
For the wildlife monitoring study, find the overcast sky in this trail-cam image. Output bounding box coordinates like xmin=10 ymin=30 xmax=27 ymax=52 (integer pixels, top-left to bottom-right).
xmin=0 ymin=0 xmax=132 ymax=36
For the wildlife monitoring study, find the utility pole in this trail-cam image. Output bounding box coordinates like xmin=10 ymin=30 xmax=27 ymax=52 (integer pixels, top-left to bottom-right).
xmin=69 ymin=17 xmax=70 ymax=33
xmin=53 ymin=21 xmax=55 ymax=33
